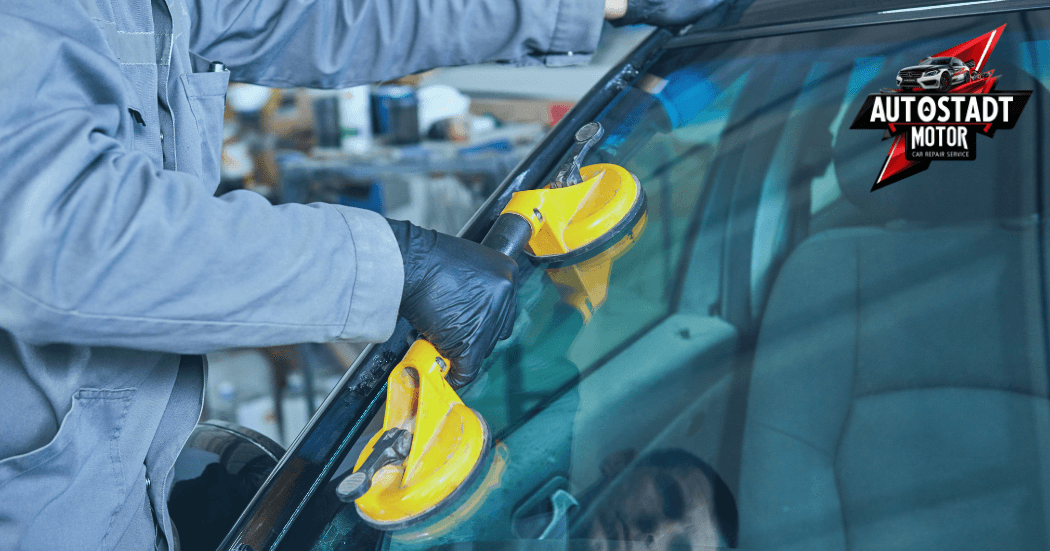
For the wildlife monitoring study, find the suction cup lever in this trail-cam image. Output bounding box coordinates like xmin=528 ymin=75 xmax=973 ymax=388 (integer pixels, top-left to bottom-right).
xmin=553 ymin=122 xmax=604 ymax=188
xmin=336 ymin=428 xmax=412 ymax=503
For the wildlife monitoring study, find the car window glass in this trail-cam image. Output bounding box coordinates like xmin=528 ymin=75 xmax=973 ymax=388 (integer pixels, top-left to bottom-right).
xmin=300 ymin=11 xmax=1050 ymax=551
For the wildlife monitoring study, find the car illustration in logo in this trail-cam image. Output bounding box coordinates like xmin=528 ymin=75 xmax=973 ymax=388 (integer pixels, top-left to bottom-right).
xmin=896 ymin=56 xmax=974 ymax=91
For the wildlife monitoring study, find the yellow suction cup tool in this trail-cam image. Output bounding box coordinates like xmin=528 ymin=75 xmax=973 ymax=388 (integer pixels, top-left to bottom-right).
xmin=336 ymin=340 xmax=490 ymax=530
xmin=499 ymin=122 xmax=647 ymax=321
xmin=335 ymin=122 xmax=646 ymax=529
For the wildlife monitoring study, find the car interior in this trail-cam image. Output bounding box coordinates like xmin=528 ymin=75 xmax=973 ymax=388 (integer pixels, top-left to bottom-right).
xmin=304 ymin=12 xmax=1050 ymax=551
xmin=737 ymin=56 xmax=1050 ymax=551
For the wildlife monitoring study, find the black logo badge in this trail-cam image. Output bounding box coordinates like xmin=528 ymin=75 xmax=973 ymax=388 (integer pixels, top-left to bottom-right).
xmin=849 ymin=25 xmax=1031 ymax=190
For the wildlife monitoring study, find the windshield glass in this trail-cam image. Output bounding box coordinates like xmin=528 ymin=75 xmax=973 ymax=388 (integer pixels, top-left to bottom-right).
xmin=301 ymin=10 xmax=1050 ymax=551
xmin=920 ymin=56 xmax=954 ymax=65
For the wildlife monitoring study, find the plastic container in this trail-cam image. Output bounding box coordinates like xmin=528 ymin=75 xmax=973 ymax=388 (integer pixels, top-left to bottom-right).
xmin=371 ymin=85 xmax=420 ymax=145
xmin=339 ymin=85 xmax=372 ymax=154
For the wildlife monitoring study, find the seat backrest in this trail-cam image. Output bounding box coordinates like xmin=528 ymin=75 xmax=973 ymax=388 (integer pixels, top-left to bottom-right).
xmin=737 ymin=60 xmax=1050 ymax=551
xmin=739 ymin=225 xmax=1050 ymax=551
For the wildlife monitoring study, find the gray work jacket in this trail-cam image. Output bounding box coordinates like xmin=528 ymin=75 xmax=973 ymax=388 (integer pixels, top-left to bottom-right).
xmin=0 ymin=0 xmax=603 ymax=548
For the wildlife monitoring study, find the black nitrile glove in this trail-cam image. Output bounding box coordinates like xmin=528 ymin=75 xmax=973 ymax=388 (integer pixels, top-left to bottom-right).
xmin=387 ymin=219 xmax=517 ymax=389
xmin=611 ymin=0 xmax=724 ymax=27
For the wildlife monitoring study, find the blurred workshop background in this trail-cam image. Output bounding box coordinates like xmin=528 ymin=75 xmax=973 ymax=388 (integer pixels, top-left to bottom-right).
xmin=204 ymin=25 xmax=649 ymax=447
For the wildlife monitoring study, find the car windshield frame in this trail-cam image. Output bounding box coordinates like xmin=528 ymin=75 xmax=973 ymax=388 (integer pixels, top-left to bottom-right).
xmin=218 ymin=2 xmax=1050 ymax=549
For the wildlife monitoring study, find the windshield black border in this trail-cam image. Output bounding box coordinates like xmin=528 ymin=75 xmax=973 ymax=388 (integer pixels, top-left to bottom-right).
xmin=671 ymin=0 xmax=1050 ymax=49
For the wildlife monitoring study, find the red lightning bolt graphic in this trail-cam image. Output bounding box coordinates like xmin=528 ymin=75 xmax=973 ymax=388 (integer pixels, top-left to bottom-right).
xmin=874 ymin=25 xmax=1005 ymax=188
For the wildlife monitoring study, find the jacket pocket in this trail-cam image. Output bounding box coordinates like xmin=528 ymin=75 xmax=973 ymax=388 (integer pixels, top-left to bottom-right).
xmin=180 ymin=69 xmax=230 ymax=189
xmin=0 ymin=388 xmax=134 ymax=550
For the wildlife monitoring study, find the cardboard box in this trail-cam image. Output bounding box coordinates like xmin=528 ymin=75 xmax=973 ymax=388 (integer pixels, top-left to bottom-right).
xmin=261 ymin=89 xmax=314 ymax=138
xmin=469 ymin=97 xmax=575 ymax=126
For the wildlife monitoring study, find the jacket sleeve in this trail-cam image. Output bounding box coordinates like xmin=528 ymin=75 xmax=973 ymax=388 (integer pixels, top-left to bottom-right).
xmin=0 ymin=6 xmax=403 ymax=354
xmin=183 ymin=0 xmax=607 ymax=88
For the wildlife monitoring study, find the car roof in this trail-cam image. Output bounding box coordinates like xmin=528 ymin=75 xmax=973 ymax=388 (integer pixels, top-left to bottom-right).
xmin=675 ymin=0 xmax=1050 ymax=47
xmin=688 ymin=0 xmax=1050 ymax=32
xmin=729 ymin=0 xmax=976 ymax=27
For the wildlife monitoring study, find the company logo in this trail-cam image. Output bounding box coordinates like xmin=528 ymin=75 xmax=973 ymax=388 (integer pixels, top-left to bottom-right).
xmin=850 ymin=25 xmax=1031 ymax=190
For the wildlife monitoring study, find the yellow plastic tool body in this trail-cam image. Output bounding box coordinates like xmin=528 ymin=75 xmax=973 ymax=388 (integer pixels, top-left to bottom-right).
xmin=354 ymin=340 xmax=489 ymax=528
xmin=502 ymin=163 xmax=647 ymax=321
xmin=504 ymin=163 xmax=639 ymax=258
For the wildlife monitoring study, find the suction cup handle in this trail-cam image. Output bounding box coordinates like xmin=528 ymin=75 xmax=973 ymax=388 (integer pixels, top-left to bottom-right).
xmin=480 ymin=212 xmax=533 ymax=259
xmin=336 ymin=428 xmax=412 ymax=503
xmin=553 ymin=121 xmax=604 ymax=188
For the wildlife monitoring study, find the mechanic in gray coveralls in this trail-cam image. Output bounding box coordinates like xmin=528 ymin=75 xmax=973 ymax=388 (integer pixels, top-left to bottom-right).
xmin=0 ymin=0 xmax=718 ymax=548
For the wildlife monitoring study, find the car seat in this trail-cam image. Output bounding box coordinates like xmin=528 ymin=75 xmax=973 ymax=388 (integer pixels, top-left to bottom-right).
xmin=736 ymin=60 xmax=1050 ymax=551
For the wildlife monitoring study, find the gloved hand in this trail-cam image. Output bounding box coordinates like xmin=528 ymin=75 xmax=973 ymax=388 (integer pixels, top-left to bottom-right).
xmin=387 ymin=219 xmax=517 ymax=389
xmin=608 ymin=0 xmax=724 ymax=27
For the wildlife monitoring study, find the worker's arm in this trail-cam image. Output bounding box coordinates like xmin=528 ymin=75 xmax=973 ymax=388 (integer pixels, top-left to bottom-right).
xmin=184 ymin=0 xmax=608 ymax=88
xmin=0 ymin=7 xmax=402 ymax=354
